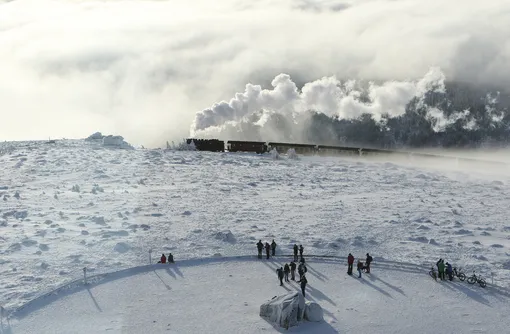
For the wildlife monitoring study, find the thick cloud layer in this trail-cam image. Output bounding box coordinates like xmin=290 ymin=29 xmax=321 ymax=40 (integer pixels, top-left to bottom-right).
xmin=1 ymin=0 xmax=510 ymax=147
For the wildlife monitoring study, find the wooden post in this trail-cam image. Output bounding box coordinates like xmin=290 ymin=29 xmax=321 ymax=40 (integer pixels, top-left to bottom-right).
xmin=83 ymin=267 xmax=87 ymax=285
xmin=149 ymin=249 xmax=153 ymax=265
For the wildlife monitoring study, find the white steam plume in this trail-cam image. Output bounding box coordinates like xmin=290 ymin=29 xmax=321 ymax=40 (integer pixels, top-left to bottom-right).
xmin=191 ymin=68 xmax=447 ymax=137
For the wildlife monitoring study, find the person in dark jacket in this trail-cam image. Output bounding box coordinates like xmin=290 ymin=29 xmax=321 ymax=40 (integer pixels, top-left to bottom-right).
xmin=293 ymin=244 xmax=299 ymax=262
xmin=271 ymin=240 xmax=277 ymax=256
xmin=300 ymin=275 xmax=308 ymax=297
xmin=276 ymin=267 xmax=284 ymax=286
xmin=347 ymin=253 xmax=354 ymax=275
xmin=290 ymin=261 xmax=297 ymax=280
xmin=298 ymin=262 xmax=307 ymax=282
xmin=265 ymin=242 xmax=271 ymax=259
xmin=283 ymin=263 xmax=290 ymax=282
xmin=256 ymin=240 xmax=264 ymax=259
xmin=299 ymin=245 xmax=304 ymax=261
xmin=446 ymin=262 xmax=453 ymax=281
xmin=365 ymin=253 xmax=373 ymax=273
xmin=159 ymin=253 xmax=166 ymax=264
xmin=357 ymin=260 xmax=363 ymax=278
xmin=168 ymin=253 xmax=174 ymax=263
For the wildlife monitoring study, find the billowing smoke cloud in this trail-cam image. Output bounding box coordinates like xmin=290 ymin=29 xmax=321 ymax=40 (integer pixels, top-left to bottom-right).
xmin=192 ymin=68 xmax=446 ymax=135
xmin=1 ymin=0 xmax=510 ymax=147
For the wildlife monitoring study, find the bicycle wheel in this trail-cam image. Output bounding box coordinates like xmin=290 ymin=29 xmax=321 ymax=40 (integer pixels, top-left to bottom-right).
xmin=458 ymin=273 xmax=466 ymax=281
xmin=467 ymin=276 xmax=476 ymax=284
xmin=478 ymin=279 xmax=487 ymax=288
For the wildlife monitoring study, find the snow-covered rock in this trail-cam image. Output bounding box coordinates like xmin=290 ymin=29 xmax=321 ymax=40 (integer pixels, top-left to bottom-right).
xmin=214 ymin=230 xmax=236 ymax=243
xmin=259 ymin=292 xmax=305 ymax=329
xmin=85 ymin=132 xmax=104 ymax=141
xmin=103 ymin=135 xmax=134 ymax=149
xmin=304 ymin=301 xmax=324 ymax=322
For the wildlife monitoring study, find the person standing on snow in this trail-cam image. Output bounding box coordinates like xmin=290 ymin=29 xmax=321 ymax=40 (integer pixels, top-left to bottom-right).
xmin=265 ymin=242 xmax=271 ymax=259
xmin=347 ymin=253 xmax=354 ymax=275
xmin=365 ymin=253 xmax=373 ymax=273
xmin=357 ymin=260 xmax=363 ymax=278
xmin=159 ymin=253 xmax=167 ymax=264
xmin=298 ymin=262 xmax=307 ymax=282
xmin=438 ymin=259 xmax=446 ymax=281
xmin=271 ymin=240 xmax=277 ymax=256
xmin=284 ymin=263 xmax=290 ymax=282
xmin=276 ymin=267 xmax=284 ymax=286
xmin=300 ymin=275 xmax=308 ymax=297
xmin=256 ymin=240 xmax=264 ymax=259
xmin=299 ymin=245 xmax=304 ymax=262
xmin=446 ymin=262 xmax=453 ymax=281
xmin=293 ymin=244 xmax=299 ymax=262
xmin=290 ymin=261 xmax=297 ymax=281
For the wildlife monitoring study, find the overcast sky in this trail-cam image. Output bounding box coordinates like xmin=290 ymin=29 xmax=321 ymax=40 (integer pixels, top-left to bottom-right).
xmin=1 ymin=0 xmax=509 ymax=146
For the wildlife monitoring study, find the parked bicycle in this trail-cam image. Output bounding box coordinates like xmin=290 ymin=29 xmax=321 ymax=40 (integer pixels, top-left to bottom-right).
xmin=453 ymin=267 xmax=466 ymax=281
xmin=467 ymin=271 xmax=487 ymax=288
xmin=429 ymin=267 xmax=438 ymax=281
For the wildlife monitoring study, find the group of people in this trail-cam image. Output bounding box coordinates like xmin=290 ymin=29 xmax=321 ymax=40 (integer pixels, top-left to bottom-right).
xmin=435 ymin=258 xmax=454 ymax=281
xmin=261 ymin=240 xmax=375 ymax=297
xmin=256 ymin=240 xmax=305 ymax=262
xmin=347 ymin=253 xmax=373 ymax=278
xmin=276 ymin=258 xmax=309 ymax=296
xmin=158 ymin=253 xmax=175 ymax=264
xmin=256 ymin=240 xmax=278 ymax=259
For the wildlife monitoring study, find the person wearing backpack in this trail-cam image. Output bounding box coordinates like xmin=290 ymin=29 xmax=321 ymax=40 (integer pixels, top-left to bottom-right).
xmin=357 ymin=260 xmax=363 ymax=278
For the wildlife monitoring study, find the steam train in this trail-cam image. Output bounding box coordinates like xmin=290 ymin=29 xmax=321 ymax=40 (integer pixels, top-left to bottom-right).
xmin=185 ymin=138 xmax=401 ymax=157
xmin=183 ymin=138 xmax=508 ymax=169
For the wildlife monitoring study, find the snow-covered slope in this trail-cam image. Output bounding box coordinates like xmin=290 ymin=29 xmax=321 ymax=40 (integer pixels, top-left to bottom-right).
xmin=1 ymin=139 xmax=510 ymax=314
xmin=7 ymin=257 xmax=510 ymax=333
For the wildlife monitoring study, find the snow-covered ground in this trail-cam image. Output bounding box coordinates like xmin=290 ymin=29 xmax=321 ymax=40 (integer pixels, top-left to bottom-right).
xmin=1 ymin=138 xmax=510 ymax=321
xmin=6 ymin=257 xmax=510 ymax=333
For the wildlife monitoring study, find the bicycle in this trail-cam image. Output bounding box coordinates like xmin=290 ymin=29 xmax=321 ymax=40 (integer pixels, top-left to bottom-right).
xmin=453 ymin=267 xmax=466 ymax=281
xmin=467 ymin=271 xmax=487 ymax=288
xmin=429 ymin=267 xmax=437 ymax=281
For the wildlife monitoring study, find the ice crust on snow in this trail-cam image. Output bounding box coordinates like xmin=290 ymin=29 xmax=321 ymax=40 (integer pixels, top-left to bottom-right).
xmin=260 ymin=291 xmax=305 ymax=329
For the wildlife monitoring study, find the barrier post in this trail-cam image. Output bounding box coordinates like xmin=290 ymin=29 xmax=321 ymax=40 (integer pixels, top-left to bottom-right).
xmin=149 ymin=249 xmax=153 ymax=265
xmin=83 ymin=267 xmax=87 ymax=285
xmin=491 ymin=272 xmax=494 ymax=285
xmin=0 ymin=305 xmax=5 ymax=325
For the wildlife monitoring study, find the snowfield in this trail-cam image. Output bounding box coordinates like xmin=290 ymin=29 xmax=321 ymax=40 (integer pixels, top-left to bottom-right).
xmin=1 ymin=138 xmax=510 ymax=331
xmin=7 ymin=257 xmax=510 ymax=333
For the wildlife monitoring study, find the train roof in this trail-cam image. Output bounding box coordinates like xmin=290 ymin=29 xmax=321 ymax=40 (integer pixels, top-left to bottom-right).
xmin=267 ymin=142 xmax=316 ymax=148
xmin=227 ymin=140 xmax=266 ymax=144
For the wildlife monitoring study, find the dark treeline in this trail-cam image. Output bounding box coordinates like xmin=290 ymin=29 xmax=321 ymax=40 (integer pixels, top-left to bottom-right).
xmin=240 ymin=82 xmax=510 ymax=149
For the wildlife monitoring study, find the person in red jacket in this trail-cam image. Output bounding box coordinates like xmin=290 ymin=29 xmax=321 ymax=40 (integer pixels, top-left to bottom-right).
xmin=160 ymin=253 xmax=167 ymax=264
xmin=347 ymin=253 xmax=354 ymax=275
